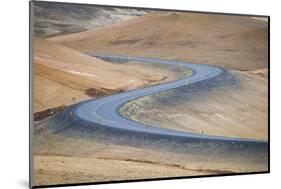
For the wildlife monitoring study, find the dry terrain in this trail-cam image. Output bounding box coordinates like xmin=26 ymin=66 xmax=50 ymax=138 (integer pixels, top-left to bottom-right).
xmin=48 ymin=11 xmax=268 ymax=139
xmin=50 ymin=12 xmax=268 ymax=71
xmin=34 ymin=37 xmax=183 ymax=113
xmin=33 ymin=133 xmax=266 ymax=186
xmin=120 ymin=70 xmax=268 ymax=140
xmin=34 ymin=1 xmax=149 ymax=37
xmin=32 ymin=9 xmax=268 ymax=186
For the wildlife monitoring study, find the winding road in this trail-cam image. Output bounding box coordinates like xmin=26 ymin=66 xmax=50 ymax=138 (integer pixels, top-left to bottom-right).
xmin=63 ymin=53 xmax=267 ymax=145
xmin=39 ymin=52 xmax=267 ymax=157
xmin=33 ymin=53 xmax=268 ymax=180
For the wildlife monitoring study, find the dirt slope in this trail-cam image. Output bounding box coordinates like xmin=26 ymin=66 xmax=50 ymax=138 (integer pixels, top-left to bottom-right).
xmin=34 ymin=37 xmax=178 ymax=112
xmin=50 ymin=12 xmax=268 ymax=71
xmin=32 ymin=12 xmax=268 ymax=185
xmin=120 ymin=71 xmax=268 ymax=140
xmin=33 ymin=133 xmax=267 ymax=186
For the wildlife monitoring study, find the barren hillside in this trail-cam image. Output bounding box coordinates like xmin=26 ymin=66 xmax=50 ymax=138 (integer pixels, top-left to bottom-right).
xmin=34 ymin=1 xmax=149 ymax=37
xmin=34 ymin=38 xmax=179 ymax=113
xmin=50 ymin=12 xmax=268 ymax=71
xmin=120 ymin=70 xmax=268 ymax=140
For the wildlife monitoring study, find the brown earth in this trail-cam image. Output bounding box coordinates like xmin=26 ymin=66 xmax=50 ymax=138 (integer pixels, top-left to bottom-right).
xmin=33 ymin=134 xmax=266 ymax=186
xmin=120 ymin=70 xmax=268 ymax=140
xmin=33 ymin=70 xmax=268 ymax=186
xmin=33 ymin=37 xmax=184 ymax=113
xmin=33 ymin=12 xmax=268 ymax=186
xmin=50 ymin=12 xmax=268 ymax=71
xmin=248 ymin=68 xmax=268 ymax=78
xmin=47 ymin=12 xmax=268 ymax=140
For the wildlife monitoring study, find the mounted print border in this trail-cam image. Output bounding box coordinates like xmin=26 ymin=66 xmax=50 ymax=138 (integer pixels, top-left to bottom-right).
xmin=29 ymin=1 xmax=270 ymax=188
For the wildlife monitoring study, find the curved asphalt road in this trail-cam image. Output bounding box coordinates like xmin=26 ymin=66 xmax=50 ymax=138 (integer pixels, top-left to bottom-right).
xmin=66 ymin=53 xmax=267 ymax=144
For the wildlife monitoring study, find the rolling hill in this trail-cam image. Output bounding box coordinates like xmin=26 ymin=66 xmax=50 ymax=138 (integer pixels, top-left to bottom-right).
xmin=34 ymin=37 xmax=176 ymax=113
xmin=50 ymin=12 xmax=268 ymax=71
